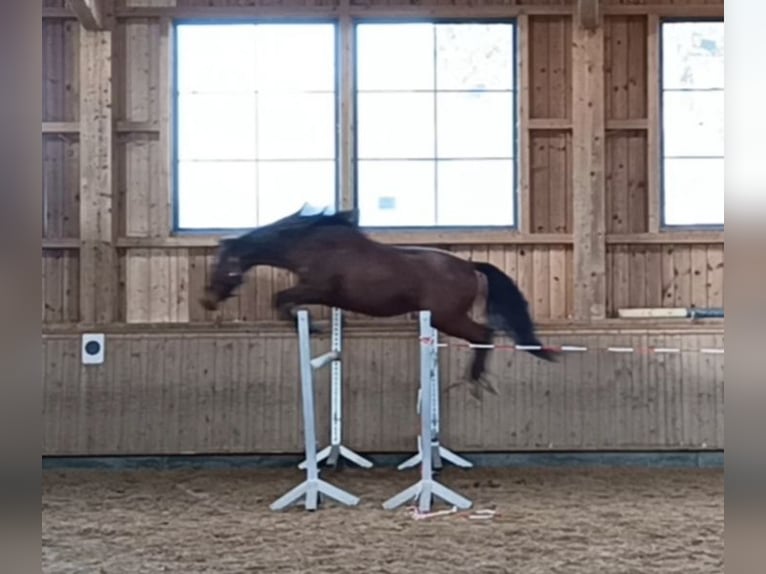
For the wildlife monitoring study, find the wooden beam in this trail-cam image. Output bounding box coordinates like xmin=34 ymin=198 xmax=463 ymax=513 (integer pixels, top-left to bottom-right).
xmin=577 ymin=0 xmax=601 ymax=31
xmin=43 ymin=239 xmax=81 ymax=250
xmin=603 ymin=4 xmax=722 ymax=18
xmin=528 ymin=119 xmax=572 ymax=131
xmin=157 ymin=16 xmax=174 ymax=236
xmin=42 ymin=122 xmax=80 ymax=134
xmin=572 ymin=16 xmax=607 ymax=321
xmin=646 ymin=14 xmax=661 ymax=233
xmin=79 ymin=28 xmax=116 ymax=324
xmin=518 ymin=14 xmax=532 ymax=233
xmin=115 ymin=232 xmax=575 ymax=250
xmin=113 ymin=5 xmax=574 ymax=20
xmin=115 ymin=121 xmax=159 ymax=134
xmin=606 ymin=118 xmax=648 ymax=131
xmin=606 ymin=232 xmax=724 ymax=245
xmin=43 ymin=7 xmax=77 ymax=19
xmin=42 ymin=319 xmax=723 ymax=337
xmin=104 ymin=2 xmax=720 ymax=21
xmin=524 ymin=123 xmax=651 ymax=139
xmin=66 ymin=0 xmax=108 ymax=31
xmin=339 ymin=10 xmax=355 ymax=211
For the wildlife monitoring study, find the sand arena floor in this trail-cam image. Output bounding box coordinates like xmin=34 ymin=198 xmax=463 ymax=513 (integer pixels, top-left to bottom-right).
xmin=42 ymin=465 xmax=723 ymax=573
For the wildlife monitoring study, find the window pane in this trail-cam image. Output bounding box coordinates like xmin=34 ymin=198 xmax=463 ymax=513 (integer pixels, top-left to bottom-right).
xmin=357 ymin=160 xmax=435 ymax=226
xmin=356 ymin=23 xmax=434 ymax=91
xmin=663 ymin=158 xmax=723 ymax=226
xmin=435 ymin=24 xmax=514 ymax=90
xmin=177 ymin=94 xmax=256 ymax=160
xmin=437 ymin=92 xmax=514 ymax=158
xmin=176 ymin=24 xmax=257 ymax=94
xmin=436 ymin=160 xmax=514 ymax=226
xmin=662 ymin=90 xmax=723 ymax=157
xmin=257 ymin=161 xmax=336 ymax=226
xmin=662 ymin=22 xmax=724 ymax=90
xmin=357 ymin=93 xmax=435 ymax=159
xmin=177 ymin=161 xmax=257 ymax=229
xmin=253 ymin=24 xmax=336 ymax=93
xmin=257 ymin=93 xmax=335 ymax=160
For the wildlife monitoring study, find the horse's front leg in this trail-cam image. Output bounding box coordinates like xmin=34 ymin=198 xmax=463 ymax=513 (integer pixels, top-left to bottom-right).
xmin=274 ymin=285 xmax=325 ymax=334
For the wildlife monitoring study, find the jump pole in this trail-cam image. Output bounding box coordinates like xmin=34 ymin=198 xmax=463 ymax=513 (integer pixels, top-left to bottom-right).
xmin=396 ymin=324 xmax=473 ymax=472
xmin=298 ymin=307 xmax=373 ymax=470
xmin=270 ymin=310 xmax=360 ymax=511
xmin=382 ymin=311 xmax=472 ymax=513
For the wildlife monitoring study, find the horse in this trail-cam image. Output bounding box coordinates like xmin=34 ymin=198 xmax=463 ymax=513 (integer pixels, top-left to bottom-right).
xmin=199 ymin=205 xmax=558 ymax=396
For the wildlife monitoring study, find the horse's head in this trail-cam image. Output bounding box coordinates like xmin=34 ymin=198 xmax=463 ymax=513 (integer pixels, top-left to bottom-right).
xmin=199 ymin=238 xmax=245 ymax=311
xmin=198 ymin=205 xmax=362 ymax=311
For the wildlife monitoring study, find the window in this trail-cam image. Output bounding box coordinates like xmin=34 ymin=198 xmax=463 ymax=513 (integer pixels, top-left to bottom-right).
xmin=661 ymin=20 xmax=724 ymax=227
xmin=174 ymin=22 xmax=337 ymax=230
xmin=354 ymin=22 xmax=517 ymax=228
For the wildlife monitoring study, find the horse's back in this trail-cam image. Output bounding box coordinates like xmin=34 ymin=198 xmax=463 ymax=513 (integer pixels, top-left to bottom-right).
xmin=285 ymin=226 xmax=482 ymax=318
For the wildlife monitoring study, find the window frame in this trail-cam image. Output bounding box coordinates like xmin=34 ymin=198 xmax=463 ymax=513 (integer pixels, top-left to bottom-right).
xmin=170 ymin=18 xmax=342 ymax=235
xmin=658 ymin=16 xmax=724 ymax=231
xmin=351 ymin=17 xmax=521 ymax=232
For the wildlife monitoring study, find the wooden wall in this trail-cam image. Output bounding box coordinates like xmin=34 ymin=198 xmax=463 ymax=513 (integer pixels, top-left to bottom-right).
xmin=43 ymin=329 xmax=724 ymax=455
xmin=41 ymin=0 xmax=724 ymax=457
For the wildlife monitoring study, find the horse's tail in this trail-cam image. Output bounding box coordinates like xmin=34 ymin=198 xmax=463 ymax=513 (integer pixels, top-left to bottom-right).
xmin=472 ymin=262 xmax=557 ymax=362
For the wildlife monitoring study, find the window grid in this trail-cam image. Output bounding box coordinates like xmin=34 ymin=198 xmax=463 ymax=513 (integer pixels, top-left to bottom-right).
xmin=354 ymin=21 xmax=518 ymax=229
xmin=173 ymin=22 xmax=338 ymax=231
xmin=172 ymin=20 xmax=521 ymax=232
xmin=659 ymin=19 xmax=724 ymax=229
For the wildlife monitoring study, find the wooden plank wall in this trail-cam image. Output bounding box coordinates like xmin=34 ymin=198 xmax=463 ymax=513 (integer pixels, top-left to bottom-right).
xmin=41 ymin=0 xmax=725 ymax=456
xmin=43 ymin=330 xmax=724 ymax=455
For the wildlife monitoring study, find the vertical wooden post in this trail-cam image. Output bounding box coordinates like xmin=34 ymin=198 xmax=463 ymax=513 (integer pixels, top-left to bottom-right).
xmin=157 ymin=16 xmax=174 ymax=237
xmin=572 ymin=15 xmax=607 ymax=321
xmin=517 ymin=14 xmax=532 ymax=234
xmin=338 ymin=5 xmax=355 ymax=212
xmin=646 ymin=13 xmax=661 ymax=233
xmin=79 ymin=28 xmax=116 ymax=324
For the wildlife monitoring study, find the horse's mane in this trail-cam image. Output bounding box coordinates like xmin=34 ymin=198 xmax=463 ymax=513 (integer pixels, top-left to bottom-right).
xmin=226 ymin=207 xmax=360 ymax=251
xmin=300 ymin=210 xmax=359 ymax=229
xmin=267 ymin=207 xmax=360 ymax=232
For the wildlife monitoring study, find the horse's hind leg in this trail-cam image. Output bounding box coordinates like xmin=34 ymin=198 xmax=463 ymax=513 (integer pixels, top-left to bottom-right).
xmin=431 ymin=314 xmax=497 ymax=397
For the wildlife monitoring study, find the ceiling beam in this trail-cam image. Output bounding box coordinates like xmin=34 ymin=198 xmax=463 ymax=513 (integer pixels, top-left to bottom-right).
xmin=577 ymin=0 xmax=601 ymax=30
xmin=66 ymin=0 xmax=110 ymax=31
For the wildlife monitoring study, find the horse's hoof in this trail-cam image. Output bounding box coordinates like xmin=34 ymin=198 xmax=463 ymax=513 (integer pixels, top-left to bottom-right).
xmin=478 ymin=376 xmax=498 ymax=396
xmin=467 ymin=376 xmax=498 ymax=400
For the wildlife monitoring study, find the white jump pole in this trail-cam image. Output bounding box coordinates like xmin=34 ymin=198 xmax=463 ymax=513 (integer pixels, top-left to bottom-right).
xmin=397 ymin=321 xmax=473 ymax=471
xmin=382 ymin=311 xmax=472 ymax=513
xmin=270 ymin=310 xmax=360 ymax=511
xmin=299 ymin=307 xmax=373 ymax=470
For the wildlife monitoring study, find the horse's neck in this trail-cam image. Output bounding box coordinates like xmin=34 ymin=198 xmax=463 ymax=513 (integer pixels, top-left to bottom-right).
xmin=240 ymin=246 xmax=297 ymax=274
xmin=239 ymin=226 xmax=361 ymax=272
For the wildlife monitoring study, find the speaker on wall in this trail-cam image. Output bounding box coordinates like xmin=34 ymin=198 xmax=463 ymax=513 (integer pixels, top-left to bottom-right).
xmin=81 ymin=333 xmax=105 ymax=365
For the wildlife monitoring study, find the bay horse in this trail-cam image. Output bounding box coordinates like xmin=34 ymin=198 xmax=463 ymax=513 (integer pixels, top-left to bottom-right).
xmin=200 ymin=206 xmax=557 ymax=395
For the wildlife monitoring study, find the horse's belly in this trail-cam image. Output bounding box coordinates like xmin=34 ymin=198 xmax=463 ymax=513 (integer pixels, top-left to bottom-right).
xmin=332 ymin=279 xmax=419 ymax=318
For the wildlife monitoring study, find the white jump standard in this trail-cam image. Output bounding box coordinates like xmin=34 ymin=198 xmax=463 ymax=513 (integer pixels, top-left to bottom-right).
xmin=299 ymin=307 xmax=373 ymax=470
xmin=270 ymin=310 xmax=361 ymax=511
xmin=383 ymin=311 xmax=472 ymax=513
xmin=396 ymin=326 xmax=473 ymax=472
